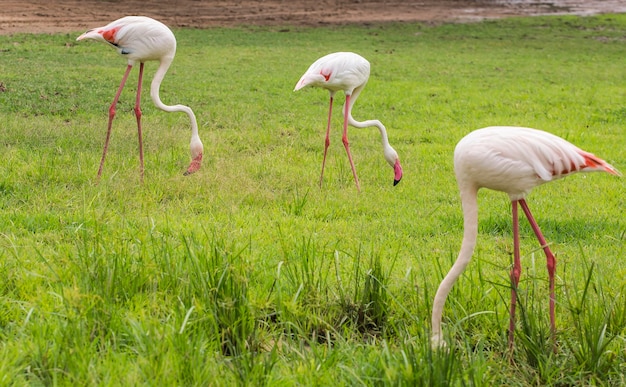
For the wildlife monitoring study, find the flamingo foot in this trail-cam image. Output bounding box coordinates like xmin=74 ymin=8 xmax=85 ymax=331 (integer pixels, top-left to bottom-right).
xmin=184 ymin=153 xmax=203 ymax=176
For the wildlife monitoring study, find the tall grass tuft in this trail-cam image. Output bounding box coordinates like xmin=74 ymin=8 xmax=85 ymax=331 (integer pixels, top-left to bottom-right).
xmin=274 ymin=235 xmax=335 ymax=343
xmin=563 ymin=259 xmax=626 ymax=382
xmin=372 ymin=333 xmax=495 ymax=386
xmin=181 ymin=235 xmax=257 ymax=356
xmin=286 ymin=187 xmax=309 ymax=216
xmin=337 ymin=248 xmax=396 ymax=336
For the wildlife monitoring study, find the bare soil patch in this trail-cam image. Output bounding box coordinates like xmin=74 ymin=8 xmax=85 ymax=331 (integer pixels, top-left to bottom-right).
xmin=1 ymin=1 xmax=625 ymax=35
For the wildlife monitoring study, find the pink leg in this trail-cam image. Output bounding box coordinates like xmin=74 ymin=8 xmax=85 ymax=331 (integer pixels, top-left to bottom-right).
xmin=135 ymin=62 xmax=144 ymax=182
xmin=509 ymin=200 xmax=522 ymax=351
xmin=319 ymin=95 xmax=333 ymax=188
xmin=97 ymin=64 xmax=133 ymax=180
xmin=519 ymin=199 xmax=557 ymax=348
xmin=342 ymin=94 xmax=360 ymax=192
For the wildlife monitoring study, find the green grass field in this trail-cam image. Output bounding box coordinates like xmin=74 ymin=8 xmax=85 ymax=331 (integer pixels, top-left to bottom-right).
xmin=0 ymin=14 xmax=625 ymax=385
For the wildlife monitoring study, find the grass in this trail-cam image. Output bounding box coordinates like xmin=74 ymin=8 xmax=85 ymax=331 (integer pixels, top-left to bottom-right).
xmin=0 ymin=13 xmax=626 ymax=385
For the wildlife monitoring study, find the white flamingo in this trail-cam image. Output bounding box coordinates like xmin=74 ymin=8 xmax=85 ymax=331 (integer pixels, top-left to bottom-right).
xmin=294 ymin=52 xmax=403 ymax=191
xmin=431 ymin=126 xmax=620 ymax=351
xmin=77 ymin=16 xmax=203 ymax=181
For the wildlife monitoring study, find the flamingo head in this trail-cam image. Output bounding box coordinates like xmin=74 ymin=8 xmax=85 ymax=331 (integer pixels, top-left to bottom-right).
xmin=430 ymin=333 xmax=448 ymax=351
xmin=384 ymin=146 xmax=403 ymax=186
xmin=393 ymin=159 xmax=403 ymax=186
xmin=184 ymin=138 xmax=203 ymax=176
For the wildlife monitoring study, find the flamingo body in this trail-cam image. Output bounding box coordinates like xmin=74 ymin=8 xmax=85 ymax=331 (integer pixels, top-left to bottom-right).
xmin=455 ymin=126 xmax=616 ymax=199
xmin=432 ymin=126 xmax=620 ymax=351
xmin=294 ymin=52 xmax=403 ymax=190
xmin=77 ymin=16 xmax=203 ymax=180
xmin=294 ymin=52 xmax=370 ymax=93
xmin=77 ymin=16 xmax=175 ymax=64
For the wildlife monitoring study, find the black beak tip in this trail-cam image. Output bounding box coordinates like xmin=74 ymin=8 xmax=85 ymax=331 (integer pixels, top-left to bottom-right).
xmin=393 ymin=178 xmax=401 ymax=186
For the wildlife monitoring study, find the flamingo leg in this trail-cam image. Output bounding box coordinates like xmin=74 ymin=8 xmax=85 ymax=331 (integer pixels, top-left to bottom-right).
xmin=319 ymin=93 xmax=334 ymax=188
xmin=509 ymin=200 xmax=522 ymax=352
xmin=135 ymin=62 xmax=144 ymax=182
xmin=97 ymin=64 xmax=133 ymax=180
xmin=342 ymin=94 xmax=360 ymax=192
xmin=519 ymin=199 xmax=557 ymax=349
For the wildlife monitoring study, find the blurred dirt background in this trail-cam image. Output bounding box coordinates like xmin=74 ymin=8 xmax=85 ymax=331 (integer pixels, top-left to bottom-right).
xmin=1 ymin=0 xmax=625 ymax=35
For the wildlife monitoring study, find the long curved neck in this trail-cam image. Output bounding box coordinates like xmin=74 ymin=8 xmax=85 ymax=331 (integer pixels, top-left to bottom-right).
xmin=431 ymin=184 xmax=479 ymax=345
xmin=344 ymin=85 xmax=390 ymax=148
xmin=348 ymin=115 xmax=389 ymax=145
xmin=150 ymin=57 xmax=200 ymax=142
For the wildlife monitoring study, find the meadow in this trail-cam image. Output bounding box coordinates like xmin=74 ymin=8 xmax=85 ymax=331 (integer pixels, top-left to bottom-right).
xmin=0 ymin=14 xmax=625 ymax=385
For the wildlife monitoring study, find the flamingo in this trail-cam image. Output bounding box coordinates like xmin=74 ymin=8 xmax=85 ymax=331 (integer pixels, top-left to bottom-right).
xmin=294 ymin=52 xmax=403 ymax=191
xmin=431 ymin=126 xmax=620 ymax=351
xmin=76 ymin=16 xmax=203 ymax=181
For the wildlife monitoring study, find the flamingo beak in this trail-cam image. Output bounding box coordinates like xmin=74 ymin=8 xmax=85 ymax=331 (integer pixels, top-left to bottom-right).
xmin=183 ymin=153 xmax=203 ymax=176
xmin=393 ymin=159 xmax=403 ymax=186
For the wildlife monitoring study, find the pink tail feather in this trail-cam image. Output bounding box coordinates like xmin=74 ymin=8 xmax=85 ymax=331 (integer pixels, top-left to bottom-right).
xmin=581 ymin=152 xmax=621 ymax=176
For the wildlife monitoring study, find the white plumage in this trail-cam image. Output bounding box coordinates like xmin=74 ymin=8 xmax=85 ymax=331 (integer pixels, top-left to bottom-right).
xmin=77 ymin=16 xmax=203 ymax=180
xmin=432 ymin=126 xmax=620 ymax=351
xmin=454 ymin=126 xmax=617 ymax=200
xmin=294 ymin=52 xmax=403 ymax=191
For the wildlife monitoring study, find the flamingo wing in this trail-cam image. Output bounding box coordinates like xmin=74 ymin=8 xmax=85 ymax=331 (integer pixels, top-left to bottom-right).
xmin=454 ymin=126 xmax=620 ymax=199
xmin=294 ymin=52 xmax=370 ymax=92
xmin=77 ymin=16 xmax=176 ymax=62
